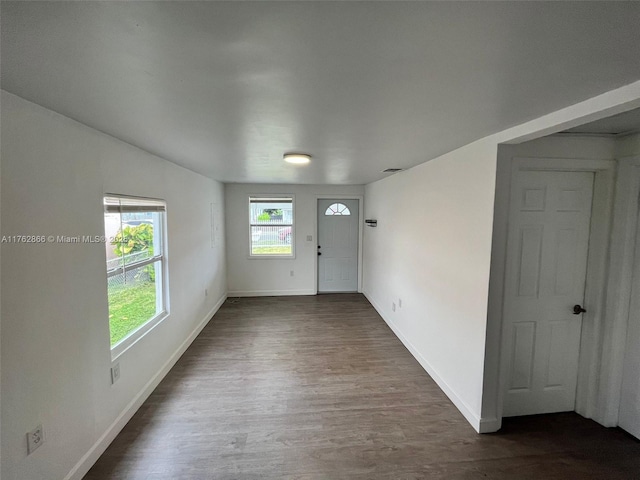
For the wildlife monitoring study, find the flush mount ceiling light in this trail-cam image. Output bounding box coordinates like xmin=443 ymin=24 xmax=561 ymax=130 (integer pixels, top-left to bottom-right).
xmin=283 ymin=153 xmax=311 ymax=164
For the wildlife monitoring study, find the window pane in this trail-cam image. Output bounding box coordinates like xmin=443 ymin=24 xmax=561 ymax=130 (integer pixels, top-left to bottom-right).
xmin=108 ymin=211 xmax=160 ymax=267
xmin=251 ymin=225 xmax=292 ymax=255
xmin=108 ymin=261 xmax=161 ymax=346
xmin=250 ymin=200 xmax=293 ymax=225
xmin=325 ymin=203 xmax=351 ymax=216
xmin=249 ymin=197 xmax=293 ymax=256
xmin=104 ymin=195 xmax=167 ymax=353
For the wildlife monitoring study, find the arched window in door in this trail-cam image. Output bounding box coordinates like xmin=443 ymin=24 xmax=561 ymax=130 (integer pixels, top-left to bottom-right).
xmin=324 ymin=203 xmax=351 ymax=216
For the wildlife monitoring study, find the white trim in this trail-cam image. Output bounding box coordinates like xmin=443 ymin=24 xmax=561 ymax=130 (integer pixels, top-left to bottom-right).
xmin=111 ymin=310 xmax=169 ymax=361
xmin=228 ymin=289 xmax=315 ymax=297
xmin=363 ymin=290 xmax=482 ymax=433
xmin=597 ymin=156 xmax=640 ymax=426
xmin=64 ymin=293 xmax=228 ymax=480
xmin=491 ymin=156 xmax=615 ymax=430
xmin=576 ymin=160 xmax=616 ymax=421
xmin=478 ymin=417 xmax=501 ymax=434
xmin=313 ymin=195 xmax=364 ymax=294
xmin=618 ymin=203 xmax=640 ymax=436
xmin=498 ymin=81 xmax=640 ymax=146
xmin=105 ymin=194 xmax=170 ymax=360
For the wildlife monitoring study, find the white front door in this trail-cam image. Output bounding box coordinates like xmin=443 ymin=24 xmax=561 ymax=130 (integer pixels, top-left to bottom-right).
xmin=503 ymin=170 xmax=594 ymax=417
xmin=317 ymin=199 xmax=359 ymax=293
xmin=619 ymin=210 xmax=640 ymax=440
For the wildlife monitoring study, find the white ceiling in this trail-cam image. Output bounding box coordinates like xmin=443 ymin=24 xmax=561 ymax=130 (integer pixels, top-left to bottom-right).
xmin=2 ymin=2 xmax=640 ymax=185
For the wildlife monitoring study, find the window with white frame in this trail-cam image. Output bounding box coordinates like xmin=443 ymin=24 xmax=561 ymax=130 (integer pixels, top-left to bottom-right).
xmin=249 ymin=196 xmax=294 ymax=257
xmin=104 ymin=195 xmax=167 ymax=353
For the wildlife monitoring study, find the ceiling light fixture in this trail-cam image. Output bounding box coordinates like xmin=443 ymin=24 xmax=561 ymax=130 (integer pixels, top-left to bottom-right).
xmin=283 ymin=153 xmax=311 ymax=164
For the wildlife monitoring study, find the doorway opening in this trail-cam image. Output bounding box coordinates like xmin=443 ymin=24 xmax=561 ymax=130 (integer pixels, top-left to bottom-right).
xmin=486 ymin=107 xmax=640 ymax=436
xmin=487 ymin=136 xmax=620 ymax=434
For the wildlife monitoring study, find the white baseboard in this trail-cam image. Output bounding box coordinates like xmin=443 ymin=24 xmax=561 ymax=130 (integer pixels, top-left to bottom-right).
xmin=228 ymin=289 xmax=316 ymax=297
xmin=478 ymin=416 xmax=501 ymax=433
xmin=64 ymin=293 xmax=228 ymax=480
xmin=362 ymin=290 xmax=482 ymax=434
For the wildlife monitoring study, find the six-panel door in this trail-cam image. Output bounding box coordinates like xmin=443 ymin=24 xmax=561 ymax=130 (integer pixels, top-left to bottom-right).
xmin=503 ymin=170 xmax=594 ymax=417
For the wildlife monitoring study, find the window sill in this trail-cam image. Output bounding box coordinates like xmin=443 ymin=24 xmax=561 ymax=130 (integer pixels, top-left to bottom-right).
xmin=248 ymin=254 xmax=296 ymax=260
xmin=111 ymin=310 xmax=169 ymax=361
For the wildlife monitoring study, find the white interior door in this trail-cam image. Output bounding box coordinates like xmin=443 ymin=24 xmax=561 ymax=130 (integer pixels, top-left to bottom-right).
xmin=503 ymin=170 xmax=594 ymax=417
xmin=619 ymin=208 xmax=640 ymax=440
xmin=317 ymin=199 xmax=359 ymax=293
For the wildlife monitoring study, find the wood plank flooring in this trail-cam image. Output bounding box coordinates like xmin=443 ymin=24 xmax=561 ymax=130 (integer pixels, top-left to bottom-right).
xmin=85 ymin=294 xmax=640 ymax=479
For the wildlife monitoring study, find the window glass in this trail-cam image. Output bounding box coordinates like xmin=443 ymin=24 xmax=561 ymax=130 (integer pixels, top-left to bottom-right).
xmin=324 ymin=202 xmax=351 ymax=216
xmin=104 ymin=196 xmax=166 ymax=350
xmin=249 ymin=197 xmax=294 ymax=256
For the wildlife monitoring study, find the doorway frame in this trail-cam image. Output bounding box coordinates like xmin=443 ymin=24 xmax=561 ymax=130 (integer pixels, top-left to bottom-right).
xmin=313 ymin=195 xmax=364 ymax=294
xmin=597 ymin=154 xmax=640 ymax=426
xmin=492 ymin=155 xmax=616 ymax=429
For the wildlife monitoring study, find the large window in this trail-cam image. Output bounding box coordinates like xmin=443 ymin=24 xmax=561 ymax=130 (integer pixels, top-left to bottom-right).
xmin=104 ymin=195 xmax=167 ymax=354
xmin=249 ymin=196 xmax=294 ymax=257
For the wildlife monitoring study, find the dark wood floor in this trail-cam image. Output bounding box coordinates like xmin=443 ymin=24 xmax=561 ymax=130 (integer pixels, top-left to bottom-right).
xmin=85 ymin=294 xmax=640 ymax=479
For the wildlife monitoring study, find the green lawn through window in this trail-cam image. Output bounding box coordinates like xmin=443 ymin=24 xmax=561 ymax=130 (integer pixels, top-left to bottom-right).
xmin=108 ymin=281 xmax=157 ymax=346
xmin=252 ymin=246 xmax=292 ymax=255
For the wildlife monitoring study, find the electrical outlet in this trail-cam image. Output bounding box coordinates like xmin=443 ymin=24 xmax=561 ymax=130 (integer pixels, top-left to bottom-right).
xmin=205 ymin=288 xmax=208 ymax=297
xmin=398 ymin=298 xmax=402 ymax=308
xmin=290 ymin=270 xmax=294 ymax=277
xmin=392 ymin=302 xmax=396 ymax=312
xmin=306 ymin=235 xmax=313 ymax=241
xmin=111 ymin=363 xmax=121 ymax=384
xmin=27 ymin=424 xmax=44 ymax=455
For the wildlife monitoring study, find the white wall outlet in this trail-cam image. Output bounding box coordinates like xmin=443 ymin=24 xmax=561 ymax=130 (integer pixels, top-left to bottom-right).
xmin=27 ymin=424 xmax=44 ymax=455
xmin=290 ymin=270 xmax=294 ymax=277
xmin=205 ymin=288 xmax=208 ymax=297
xmin=398 ymin=298 xmax=402 ymax=308
xmin=306 ymin=235 xmax=313 ymax=241
xmin=111 ymin=363 xmax=121 ymax=384
xmin=392 ymin=302 xmax=396 ymax=312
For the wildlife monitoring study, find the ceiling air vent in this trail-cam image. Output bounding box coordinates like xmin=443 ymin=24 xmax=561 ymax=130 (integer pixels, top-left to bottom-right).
xmin=382 ymin=168 xmax=403 ymax=173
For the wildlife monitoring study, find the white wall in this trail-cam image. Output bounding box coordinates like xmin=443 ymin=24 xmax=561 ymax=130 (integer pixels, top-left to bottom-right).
xmin=616 ymin=132 xmax=640 ymax=158
xmin=363 ymin=81 xmax=640 ymax=433
xmin=0 ymin=92 xmax=227 ymax=480
xmin=363 ymin=141 xmax=499 ymax=430
xmin=0 ymin=88 xmax=3 ymax=479
xmin=225 ymin=183 xmax=364 ymax=296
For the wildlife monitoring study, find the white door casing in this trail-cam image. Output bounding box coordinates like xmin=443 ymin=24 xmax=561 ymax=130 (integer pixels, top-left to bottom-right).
xmin=618 ymin=205 xmax=640 ymax=440
xmin=317 ymin=199 xmax=359 ymax=293
xmin=503 ymin=170 xmax=595 ymax=417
